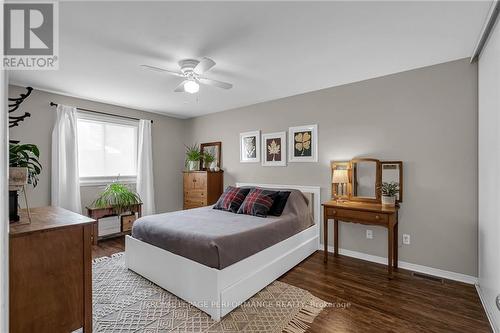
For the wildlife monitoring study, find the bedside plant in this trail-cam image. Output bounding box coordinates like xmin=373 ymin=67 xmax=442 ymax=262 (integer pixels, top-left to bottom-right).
xmin=203 ymin=152 xmax=216 ymax=171
xmin=185 ymin=144 xmax=202 ymax=171
xmin=92 ymin=182 xmax=142 ymax=214
xmin=380 ymin=182 xmax=399 ymax=206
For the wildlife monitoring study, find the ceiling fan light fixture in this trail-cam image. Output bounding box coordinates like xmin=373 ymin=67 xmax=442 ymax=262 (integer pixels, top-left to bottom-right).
xmin=184 ymin=80 xmax=199 ymax=94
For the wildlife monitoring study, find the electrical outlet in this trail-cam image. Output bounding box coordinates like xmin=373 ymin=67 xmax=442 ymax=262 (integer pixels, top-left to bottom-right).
xmin=403 ymin=234 xmax=411 ymax=245
xmin=366 ymin=229 xmax=373 ymax=239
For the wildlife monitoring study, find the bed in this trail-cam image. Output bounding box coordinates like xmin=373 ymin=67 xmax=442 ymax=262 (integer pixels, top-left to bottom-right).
xmin=125 ymin=183 xmax=320 ymax=321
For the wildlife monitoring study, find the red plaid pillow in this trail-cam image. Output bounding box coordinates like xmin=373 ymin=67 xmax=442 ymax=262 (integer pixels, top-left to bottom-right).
xmin=237 ymin=188 xmax=278 ymax=217
xmin=213 ymin=186 xmax=250 ymax=213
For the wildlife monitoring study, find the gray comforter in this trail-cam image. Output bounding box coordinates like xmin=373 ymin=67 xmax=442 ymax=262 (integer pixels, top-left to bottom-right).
xmin=132 ymin=189 xmax=314 ymax=269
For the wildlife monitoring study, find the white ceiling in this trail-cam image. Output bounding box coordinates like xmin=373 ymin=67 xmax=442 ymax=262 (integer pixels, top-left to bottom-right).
xmin=10 ymin=1 xmax=492 ymax=118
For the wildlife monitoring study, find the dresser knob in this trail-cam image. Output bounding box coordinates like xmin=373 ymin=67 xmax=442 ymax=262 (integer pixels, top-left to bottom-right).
xmin=375 ymin=215 xmax=380 ymax=220
xmin=332 ymin=210 xmax=336 ymax=215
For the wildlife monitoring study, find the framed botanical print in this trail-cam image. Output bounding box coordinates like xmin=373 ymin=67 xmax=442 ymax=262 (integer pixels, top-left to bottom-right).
xmin=288 ymin=124 xmax=318 ymax=162
xmin=240 ymin=130 xmax=260 ymax=162
xmin=262 ymin=132 xmax=286 ymax=167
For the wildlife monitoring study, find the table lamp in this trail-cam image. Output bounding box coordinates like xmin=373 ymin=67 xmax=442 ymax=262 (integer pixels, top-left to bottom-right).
xmin=332 ymin=169 xmax=349 ymax=201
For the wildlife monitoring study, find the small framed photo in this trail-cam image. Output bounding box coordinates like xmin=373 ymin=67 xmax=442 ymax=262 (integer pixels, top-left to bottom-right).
xmin=240 ymin=130 xmax=260 ymax=163
xmin=262 ymin=132 xmax=286 ymax=167
xmin=288 ymin=124 xmax=318 ymax=162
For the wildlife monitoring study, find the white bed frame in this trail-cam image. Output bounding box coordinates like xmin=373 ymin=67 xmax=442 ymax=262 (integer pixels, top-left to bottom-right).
xmin=125 ymin=183 xmax=320 ymax=321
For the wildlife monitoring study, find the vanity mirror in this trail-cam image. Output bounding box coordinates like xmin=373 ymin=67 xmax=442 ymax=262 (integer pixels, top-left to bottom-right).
xmin=349 ymin=158 xmax=381 ymax=203
xmin=381 ymin=161 xmax=403 ymax=202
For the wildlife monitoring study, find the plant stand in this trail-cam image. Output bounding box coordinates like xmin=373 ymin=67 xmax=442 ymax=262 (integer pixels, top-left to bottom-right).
xmin=86 ymin=203 xmax=142 ymax=245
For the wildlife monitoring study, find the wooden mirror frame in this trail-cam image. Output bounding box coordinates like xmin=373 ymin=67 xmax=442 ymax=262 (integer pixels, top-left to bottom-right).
xmin=348 ymin=158 xmax=381 ymax=203
xmin=381 ymin=161 xmax=403 ymax=203
xmin=200 ymin=141 xmax=222 ymax=170
xmin=331 ymin=161 xmax=350 ymax=200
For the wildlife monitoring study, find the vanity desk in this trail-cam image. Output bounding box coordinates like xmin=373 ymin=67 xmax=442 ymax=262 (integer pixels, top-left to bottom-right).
xmin=322 ymin=200 xmax=399 ymax=274
xmin=324 ymin=158 xmax=403 ymax=276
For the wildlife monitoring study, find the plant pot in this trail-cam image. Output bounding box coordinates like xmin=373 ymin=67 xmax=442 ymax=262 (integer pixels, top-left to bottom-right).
xmin=187 ymin=160 xmax=200 ymax=171
xmin=9 ymin=190 xmax=20 ymax=223
xmin=9 ymin=167 xmax=28 ymax=191
xmin=382 ymin=195 xmax=396 ymax=206
xmin=209 ymin=161 xmax=217 ymax=171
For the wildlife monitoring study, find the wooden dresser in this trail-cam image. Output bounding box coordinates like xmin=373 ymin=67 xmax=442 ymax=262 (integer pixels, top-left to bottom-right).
xmin=183 ymin=171 xmax=223 ymax=209
xmin=9 ymin=206 xmax=96 ymax=333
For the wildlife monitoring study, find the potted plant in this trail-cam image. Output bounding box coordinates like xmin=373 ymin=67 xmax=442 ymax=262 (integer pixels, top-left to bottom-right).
xmin=9 ymin=143 xmax=42 ymax=188
xmin=9 ymin=143 xmax=42 ymax=222
xmin=92 ymin=181 xmax=142 ymax=214
xmin=380 ymin=182 xmax=399 ymax=206
xmin=203 ymin=152 xmax=216 ymax=171
xmin=185 ymin=144 xmax=202 ymax=171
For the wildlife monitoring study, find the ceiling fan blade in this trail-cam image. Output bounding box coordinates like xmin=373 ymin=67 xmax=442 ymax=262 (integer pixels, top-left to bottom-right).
xmin=140 ymin=64 xmax=184 ymax=77
xmin=199 ymin=77 xmax=233 ymax=90
xmin=174 ymin=80 xmax=188 ymax=92
xmin=193 ymin=57 xmax=216 ymax=75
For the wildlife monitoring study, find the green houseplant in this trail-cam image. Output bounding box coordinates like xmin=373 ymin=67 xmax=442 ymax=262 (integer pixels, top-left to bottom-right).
xmin=203 ymin=152 xmax=216 ymax=171
xmin=92 ymin=181 xmax=142 ymax=214
xmin=9 ymin=143 xmax=42 ymax=188
xmin=185 ymin=144 xmax=202 ymax=171
xmin=379 ymin=182 xmax=399 ymax=206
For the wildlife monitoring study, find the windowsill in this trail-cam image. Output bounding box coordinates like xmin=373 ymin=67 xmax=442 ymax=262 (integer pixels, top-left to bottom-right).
xmin=79 ymin=176 xmax=137 ymax=187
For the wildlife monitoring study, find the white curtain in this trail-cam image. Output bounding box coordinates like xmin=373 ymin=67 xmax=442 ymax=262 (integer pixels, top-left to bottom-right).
xmin=136 ymin=120 xmax=155 ymax=215
xmin=51 ymin=104 xmax=82 ymax=213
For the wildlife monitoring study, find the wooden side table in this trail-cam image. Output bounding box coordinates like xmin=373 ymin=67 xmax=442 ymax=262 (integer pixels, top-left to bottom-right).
xmin=322 ymin=200 xmax=399 ymax=275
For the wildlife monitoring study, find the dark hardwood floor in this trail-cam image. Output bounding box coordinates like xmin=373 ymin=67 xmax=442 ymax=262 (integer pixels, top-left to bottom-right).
xmin=93 ymin=237 xmax=491 ymax=333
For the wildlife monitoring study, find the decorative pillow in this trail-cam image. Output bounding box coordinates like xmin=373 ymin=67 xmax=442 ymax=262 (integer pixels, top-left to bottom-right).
xmin=213 ymin=186 xmax=250 ymax=213
xmin=237 ymin=188 xmax=278 ymax=217
xmin=268 ymin=191 xmax=291 ymax=216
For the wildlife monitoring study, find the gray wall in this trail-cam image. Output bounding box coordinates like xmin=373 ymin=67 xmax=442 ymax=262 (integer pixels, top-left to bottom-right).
xmin=9 ymin=85 xmax=187 ymax=213
xmin=9 ymin=58 xmax=479 ymax=277
xmin=187 ymin=58 xmax=478 ymax=276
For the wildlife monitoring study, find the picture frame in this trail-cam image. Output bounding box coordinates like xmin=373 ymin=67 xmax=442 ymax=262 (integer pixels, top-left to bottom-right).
xmin=262 ymin=132 xmax=286 ymax=167
xmin=240 ymin=130 xmax=261 ymax=163
xmin=200 ymin=141 xmax=222 ymax=170
xmin=288 ymin=124 xmax=318 ymax=162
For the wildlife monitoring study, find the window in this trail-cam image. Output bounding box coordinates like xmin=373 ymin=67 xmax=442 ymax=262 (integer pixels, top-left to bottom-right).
xmin=77 ymin=112 xmax=138 ymax=185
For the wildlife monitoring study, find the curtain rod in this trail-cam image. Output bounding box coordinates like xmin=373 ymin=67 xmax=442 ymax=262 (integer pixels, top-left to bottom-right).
xmin=49 ymin=102 xmax=153 ymax=124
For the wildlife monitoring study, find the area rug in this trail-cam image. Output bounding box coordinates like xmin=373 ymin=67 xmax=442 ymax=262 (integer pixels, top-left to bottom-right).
xmin=93 ymin=253 xmax=328 ymax=332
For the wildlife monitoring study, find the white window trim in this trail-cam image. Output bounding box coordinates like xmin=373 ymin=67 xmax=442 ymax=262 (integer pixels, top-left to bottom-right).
xmin=77 ymin=111 xmax=139 ymax=186
xmin=79 ymin=176 xmax=137 ymax=187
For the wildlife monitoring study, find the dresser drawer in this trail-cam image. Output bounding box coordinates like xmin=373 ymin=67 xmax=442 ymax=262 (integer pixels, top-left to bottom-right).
xmin=184 ymin=198 xmax=207 ymax=206
xmin=326 ymin=207 xmax=388 ymax=224
xmin=184 ymin=190 xmax=206 ymax=200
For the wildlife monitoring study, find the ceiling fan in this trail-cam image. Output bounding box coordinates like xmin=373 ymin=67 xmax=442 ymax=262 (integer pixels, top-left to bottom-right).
xmin=140 ymin=57 xmax=233 ymax=94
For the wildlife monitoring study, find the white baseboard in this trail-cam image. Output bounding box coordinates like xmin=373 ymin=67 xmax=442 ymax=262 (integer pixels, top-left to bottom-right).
xmin=320 ymin=244 xmax=478 ymax=285
xmin=476 ymin=284 xmax=500 ymax=333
